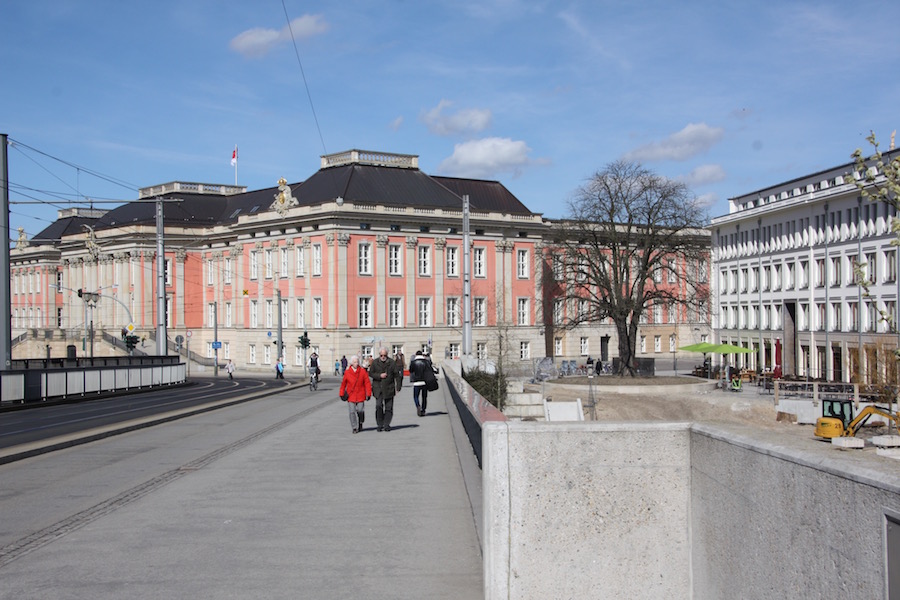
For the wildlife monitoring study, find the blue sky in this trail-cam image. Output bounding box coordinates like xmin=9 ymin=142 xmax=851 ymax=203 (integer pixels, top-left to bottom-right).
xmin=3 ymin=0 xmax=899 ymax=240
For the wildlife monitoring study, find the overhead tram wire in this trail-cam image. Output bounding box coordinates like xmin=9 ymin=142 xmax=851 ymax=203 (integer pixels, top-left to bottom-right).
xmin=8 ymin=137 xmax=137 ymax=191
xmin=280 ymin=0 xmax=344 ymax=204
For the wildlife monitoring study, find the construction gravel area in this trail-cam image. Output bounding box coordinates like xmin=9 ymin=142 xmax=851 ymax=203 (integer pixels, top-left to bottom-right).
xmin=525 ymin=377 xmax=794 ymax=433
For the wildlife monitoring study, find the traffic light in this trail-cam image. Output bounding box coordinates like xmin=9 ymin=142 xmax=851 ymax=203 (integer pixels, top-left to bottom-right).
xmin=299 ymin=331 xmax=310 ymax=348
xmin=125 ymin=334 xmax=139 ymax=352
xmin=77 ymin=289 xmax=83 ymax=298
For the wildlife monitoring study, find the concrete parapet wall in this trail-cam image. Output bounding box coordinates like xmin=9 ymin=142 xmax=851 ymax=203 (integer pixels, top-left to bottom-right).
xmin=483 ymin=421 xmax=900 ymax=599
xmin=690 ymin=424 xmax=900 ymax=598
xmin=483 ymin=422 xmax=692 ymax=599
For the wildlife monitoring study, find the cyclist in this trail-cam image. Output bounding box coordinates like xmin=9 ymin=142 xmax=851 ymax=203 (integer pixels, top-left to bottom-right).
xmin=308 ymin=352 xmax=321 ymax=384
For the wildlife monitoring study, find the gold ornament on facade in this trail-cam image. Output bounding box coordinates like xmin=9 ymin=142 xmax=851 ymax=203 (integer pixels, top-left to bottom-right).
xmin=271 ymin=177 xmax=298 ymax=217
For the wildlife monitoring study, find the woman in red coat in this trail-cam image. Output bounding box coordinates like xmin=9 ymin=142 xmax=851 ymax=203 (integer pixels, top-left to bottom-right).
xmin=339 ymin=355 xmax=372 ymax=434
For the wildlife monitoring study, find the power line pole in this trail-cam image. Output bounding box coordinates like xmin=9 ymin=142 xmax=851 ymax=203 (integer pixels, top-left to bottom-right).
xmin=156 ymin=198 xmax=167 ymax=355
xmin=0 ymin=133 xmax=10 ymax=369
xmin=462 ymin=194 xmax=472 ymax=357
xmin=213 ymin=301 xmax=219 ymax=377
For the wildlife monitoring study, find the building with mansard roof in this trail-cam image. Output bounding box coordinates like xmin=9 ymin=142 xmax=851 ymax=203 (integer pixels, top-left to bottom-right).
xmin=10 ymin=149 xmax=710 ymax=374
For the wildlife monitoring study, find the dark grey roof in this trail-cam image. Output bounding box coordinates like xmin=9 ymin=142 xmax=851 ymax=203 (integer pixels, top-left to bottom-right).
xmin=31 ymin=215 xmax=101 ymax=244
xmin=431 ymin=176 xmax=534 ymax=215
xmin=34 ymin=161 xmax=538 ymax=242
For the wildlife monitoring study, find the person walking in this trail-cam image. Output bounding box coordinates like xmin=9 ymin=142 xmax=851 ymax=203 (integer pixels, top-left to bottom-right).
xmin=275 ymin=358 xmax=285 ymax=379
xmin=368 ymin=347 xmax=403 ymax=432
xmin=340 ymin=355 xmax=348 ymax=374
xmin=225 ymin=359 xmax=236 ymax=380
xmin=339 ymin=355 xmax=372 ymax=434
xmin=409 ymin=350 xmax=437 ymax=416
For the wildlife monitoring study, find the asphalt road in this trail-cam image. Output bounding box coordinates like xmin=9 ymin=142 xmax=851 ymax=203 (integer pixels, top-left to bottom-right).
xmin=0 ymin=375 xmax=312 ymax=452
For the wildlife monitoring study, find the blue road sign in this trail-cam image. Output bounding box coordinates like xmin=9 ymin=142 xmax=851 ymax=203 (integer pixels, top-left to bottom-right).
xmin=212 ymin=341 xmax=222 ymax=349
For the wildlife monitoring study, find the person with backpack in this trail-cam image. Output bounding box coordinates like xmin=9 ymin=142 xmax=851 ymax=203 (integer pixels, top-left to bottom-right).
xmin=339 ymin=355 xmax=372 ymax=434
xmin=409 ymin=350 xmax=438 ymax=417
xmin=308 ymin=352 xmax=320 ymax=382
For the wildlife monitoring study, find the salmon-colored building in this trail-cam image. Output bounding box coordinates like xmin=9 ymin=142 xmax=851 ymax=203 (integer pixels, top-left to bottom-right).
xmin=10 ymin=149 xmax=710 ymax=373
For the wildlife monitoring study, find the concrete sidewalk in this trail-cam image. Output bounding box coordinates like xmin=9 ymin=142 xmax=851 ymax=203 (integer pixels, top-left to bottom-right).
xmin=0 ymin=381 xmax=483 ymax=599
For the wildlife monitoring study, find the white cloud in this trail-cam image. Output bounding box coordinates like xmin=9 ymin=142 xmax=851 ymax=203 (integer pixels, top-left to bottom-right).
xmin=677 ymin=164 xmax=726 ymax=187
xmin=623 ymin=123 xmax=724 ymax=162
xmin=438 ymin=137 xmax=534 ymax=179
xmin=389 ymin=116 xmax=404 ymax=131
xmin=230 ymin=15 xmax=328 ymax=58
xmin=696 ymin=192 xmax=718 ymax=208
xmin=421 ymin=100 xmax=492 ymax=136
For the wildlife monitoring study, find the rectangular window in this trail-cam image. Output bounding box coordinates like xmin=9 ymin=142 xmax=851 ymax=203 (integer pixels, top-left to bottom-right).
xmin=225 ymin=302 xmax=233 ymax=327
xmin=206 ymin=342 xmax=213 ymax=359
xmin=389 ymin=297 xmax=402 ymax=327
xmin=312 ymin=244 xmax=322 ymax=276
xmin=313 ymin=298 xmax=322 ymax=328
xmin=446 ymin=246 xmax=459 ymax=277
xmin=165 ymin=258 xmax=173 ymax=286
xmin=654 ymin=335 xmax=661 ymax=353
xmin=224 ymin=258 xmax=233 ymax=284
xmin=208 ymin=303 xmax=215 ymax=327
xmin=473 ymin=247 xmax=486 ymax=277
xmin=249 ymin=344 xmax=257 ymax=364
xmin=265 ymin=300 xmax=273 ymax=328
xmin=816 ymin=259 xmax=825 ymax=288
xmin=640 ymin=336 xmax=646 ymax=353
xmin=223 ymin=342 xmax=230 ymax=359
xmin=867 ymin=252 xmax=877 ymax=284
xmin=295 ymin=346 xmax=303 ymax=366
xmin=418 ymin=297 xmax=431 ymax=327
xmin=446 ymin=297 xmax=459 ymax=327
xmin=281 ymin=298 xmax=289 ymax=327
xmin=517 ymin=298 xmax=529 ymax=326
xmin=358 ymin=297 xmax=372 ymax=328
xmin=280 ymin=248 xmax=288 ymax=278
xmin=448 ymin=343 xmax=460 ymax=359
xmin=207 ymin=259 xmax=215 ymax=285
xmin=887 ymin=250 xmax=898 ymax=283
xmin=669 ymin=334 xmax=676 ymax=352
xmin=265 ymin=249 xmax=273 ymax=279
xmin=418 ymin=245 xmax=431 ymax=276
xmin=580 ymin=337 xmax=589 ymax=356
xmin=250 ymin=300 xmax=259 ymax=328
xmin=358 ymin=243 xmax=372 ymax=275
xmin=554 ymin=338 xmax=562 ymax=357
xmin=250 ymin=251 xmax=259 ymax=280
xmin=264 ymin=345 xmax=272 ymax=365
xmin=296 ymin=246 xmax=305 ymax=277
xmin=296 ymin=298 xmax=305 ymax=328
xmin=476 ymin=342 xmax=487 ymax=360
xmin=517 ymin=249 xmax=528 ymax=278
xmin=553 ymin=299 xmax=564 ymax=325
xmin=519 ymin=341 xmax=530 ymax=361
xmin=389 ymin=244 xmax=402 ymax=276
xmin=474 ymin=298 xmax=486 ymax=326
xmin=849 ymin=302 xmax=858 ymax=330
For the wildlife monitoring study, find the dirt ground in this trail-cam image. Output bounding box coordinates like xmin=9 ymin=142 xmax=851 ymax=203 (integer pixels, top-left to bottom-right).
xmin=525 ymin=377 xmax=792 ymax=432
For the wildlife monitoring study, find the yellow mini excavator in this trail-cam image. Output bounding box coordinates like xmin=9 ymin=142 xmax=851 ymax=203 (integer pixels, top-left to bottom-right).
xmin=814 ymin=398 xmax=900 ymax=439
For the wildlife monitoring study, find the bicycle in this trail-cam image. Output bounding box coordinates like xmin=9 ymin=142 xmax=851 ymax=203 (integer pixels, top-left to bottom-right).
xmin=309 ymin=372 xmax=318 ymax=391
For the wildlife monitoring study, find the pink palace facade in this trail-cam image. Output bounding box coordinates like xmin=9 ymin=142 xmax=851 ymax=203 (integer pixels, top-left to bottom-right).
xmin=9 ymin=150 xmax=712 ymax=373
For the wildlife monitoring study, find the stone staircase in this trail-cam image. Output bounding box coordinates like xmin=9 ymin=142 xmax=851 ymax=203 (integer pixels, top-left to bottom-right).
xmin=503 ymin=379 xmax=545 ymax=420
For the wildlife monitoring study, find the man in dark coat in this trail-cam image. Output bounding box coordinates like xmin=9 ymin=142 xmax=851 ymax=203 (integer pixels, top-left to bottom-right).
xmin=368 ymin=347 xmax=403 ymax=432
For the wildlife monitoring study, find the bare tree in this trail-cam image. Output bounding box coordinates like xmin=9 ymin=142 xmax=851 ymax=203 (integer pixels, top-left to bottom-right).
xmin=546 ymin=160 xmax=710 ymax=376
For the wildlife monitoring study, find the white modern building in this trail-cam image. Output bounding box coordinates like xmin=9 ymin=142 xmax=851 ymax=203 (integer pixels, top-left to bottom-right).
xmin=711 ymin=148 xmax=900 ymax=383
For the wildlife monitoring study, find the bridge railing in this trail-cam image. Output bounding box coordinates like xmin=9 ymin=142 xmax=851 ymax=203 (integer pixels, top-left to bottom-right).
xmin=0 ymin=356 xmax=186 ymax=406
xmin=441 ymin=360 xmax=506 ymax=467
